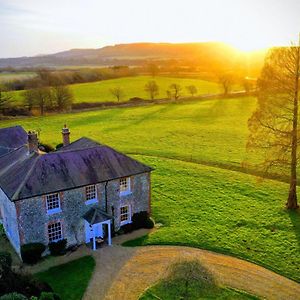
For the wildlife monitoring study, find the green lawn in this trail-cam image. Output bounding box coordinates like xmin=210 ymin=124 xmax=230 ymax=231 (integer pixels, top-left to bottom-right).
xmin=140 ymin=283 xmax=259 ymax=300
xmin=1 ymin=96 xmax=299 ymax=282
xmin=0 ymin=96 xmax=256 ymax=169
xmin=35 ymin=256 xmax=95 ymax=300
xmin=125 ymin=156 xmax=300 ymax=282
xmin=7 ymin=75 xmax=240 ymax=105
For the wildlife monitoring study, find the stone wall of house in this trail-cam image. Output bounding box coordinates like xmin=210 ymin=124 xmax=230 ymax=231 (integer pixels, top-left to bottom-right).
xmin=0 ymin=188 xmax=21 ymax=254
xmin=16 ymin=172 xmax=151 ymax=247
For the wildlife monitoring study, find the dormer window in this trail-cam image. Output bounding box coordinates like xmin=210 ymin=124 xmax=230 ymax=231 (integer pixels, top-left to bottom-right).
xmin=120 ymin=177 xmax=131 ymax=195
xmin=85 ymin=185 xmax=97 ymax=205
xmin=46 ymin=193 xmax=61 ymax=215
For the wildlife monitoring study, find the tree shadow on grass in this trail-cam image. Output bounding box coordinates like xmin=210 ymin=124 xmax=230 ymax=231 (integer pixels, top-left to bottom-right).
xmin=288 ymin=209 xmax=300 ymax=247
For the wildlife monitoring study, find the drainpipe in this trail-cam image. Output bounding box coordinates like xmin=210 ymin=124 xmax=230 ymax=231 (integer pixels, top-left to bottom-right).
xmin=104 ymin=181 xmax=108 ymax=213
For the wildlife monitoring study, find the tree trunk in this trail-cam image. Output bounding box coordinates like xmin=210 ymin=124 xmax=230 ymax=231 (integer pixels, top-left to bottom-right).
xmin=287 ymin=43 xmax=300 ymax=210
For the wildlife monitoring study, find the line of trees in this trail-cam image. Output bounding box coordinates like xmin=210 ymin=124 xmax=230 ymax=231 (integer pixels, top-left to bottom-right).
xmin=23 ymin=85 xmax=73 ymax=115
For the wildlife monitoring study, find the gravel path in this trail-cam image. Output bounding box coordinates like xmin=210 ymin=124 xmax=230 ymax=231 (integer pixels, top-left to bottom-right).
xmin=24 ymin=229 xmax=300 ymax=300
xmin=84 ymin=244 xmax=300 ymax=300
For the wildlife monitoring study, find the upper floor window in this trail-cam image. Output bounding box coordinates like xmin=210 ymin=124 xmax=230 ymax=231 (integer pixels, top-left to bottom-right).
xmin=120 ymin=177 xmax=131 ymax=195
xmin=48 ymin=221 xmax=63 ymax=242
xmin=46 ymin=193 xmax=61 ymax=214
xmin=85 ymin=185 xmax=97 ymax=205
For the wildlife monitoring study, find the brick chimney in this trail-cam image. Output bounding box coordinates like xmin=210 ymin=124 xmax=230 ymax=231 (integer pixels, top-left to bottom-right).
xmin=62 ymin=124 xmax=70 ymax=146
xmin=28 ymin=131 xmax=38 ymax=153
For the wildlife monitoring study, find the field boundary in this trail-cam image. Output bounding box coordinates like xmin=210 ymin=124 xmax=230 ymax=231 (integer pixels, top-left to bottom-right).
xmin=128 ymin=153 xmax=296 ymax=186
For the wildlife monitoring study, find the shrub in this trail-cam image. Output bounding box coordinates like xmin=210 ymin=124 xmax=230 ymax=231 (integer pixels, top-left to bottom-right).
xmin=120 ymin=223 xmax=134 ymax=234
xmin=21 ymin=243 xmax=46 ymax=264
xmin=48 ymin=239 xmax=67 ymax=256
xmin=38 ymin=144 xmax=54 ymax=153
xmin=38 ymin=292 xmax=60 ymax=300
xmin=0 ymin=293 xmax=27 ymax=300
xmin=0 ymin=224 xmax=5 ymax=236
xmin=132 ymin=211 xmax=154 ymax=229
xmin=144 ymin=217 xmax=155 ymax=229
xmin=0 ymin=252 xmax=12 ymax=268
xmin=55 ymin=143 xmax=63 ymax=150
xmin=132 ymin=211 xmax=148 ymax=229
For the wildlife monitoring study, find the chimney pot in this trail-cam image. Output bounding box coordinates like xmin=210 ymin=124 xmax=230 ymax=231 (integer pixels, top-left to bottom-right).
xmin=28 ymin=131 xmax=38 ymax=153
xmin=62 ymin=124 xmax=70 ymax=146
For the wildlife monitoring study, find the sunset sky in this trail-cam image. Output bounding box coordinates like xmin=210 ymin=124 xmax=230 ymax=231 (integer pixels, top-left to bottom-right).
xmin=0 ymin=0 xmax=299 ymax=58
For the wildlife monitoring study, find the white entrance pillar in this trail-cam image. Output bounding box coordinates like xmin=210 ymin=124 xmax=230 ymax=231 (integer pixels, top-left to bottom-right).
xmin=108 ymin=220 xmax=112 ymax=246
xmin=92 ymin=225 xmax=96 ymax=251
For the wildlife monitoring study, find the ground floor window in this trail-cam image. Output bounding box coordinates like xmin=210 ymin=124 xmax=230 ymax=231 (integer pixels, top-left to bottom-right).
xmin=120 ymin=205 xmax=131 ymax=225
xmin=48 ymin=221 xmax=63 ymax=242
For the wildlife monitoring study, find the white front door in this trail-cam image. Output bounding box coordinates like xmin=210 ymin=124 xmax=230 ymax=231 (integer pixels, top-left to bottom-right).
xmin=85 ymin=221 xmax=103 ymax=243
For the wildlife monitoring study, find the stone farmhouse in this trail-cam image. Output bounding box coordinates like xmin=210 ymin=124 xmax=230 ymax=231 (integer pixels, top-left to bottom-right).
xmin=0 ymin=125 xmax=152 ymax=256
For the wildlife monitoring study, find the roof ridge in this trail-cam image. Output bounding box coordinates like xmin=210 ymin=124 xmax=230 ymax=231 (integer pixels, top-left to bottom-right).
xmin=0 ymin=147 xmax=30 ymax=177
xmin=0 ymin=144 xmax=26 ymax=157
xmin=103 ymin=145 xmax=155 ymax=170
xmin=50 ymin=145 xmax=103 ymax=155
xmin=11 ymin=154 xmax=40 ymax=201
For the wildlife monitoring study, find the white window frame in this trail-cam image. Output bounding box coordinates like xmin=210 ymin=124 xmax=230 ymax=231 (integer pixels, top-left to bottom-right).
xmin=48 ymin=221 xmax=63 ymax=243
xmin=46 ymin=193 xmax=62 ymax=215
xmin=120 ymin=177 xmax=131 ymax=196
xmin=85 ymin=185 xmax=98 ymax=205
xmin=120 ymin=205 xmax=131 ymax=226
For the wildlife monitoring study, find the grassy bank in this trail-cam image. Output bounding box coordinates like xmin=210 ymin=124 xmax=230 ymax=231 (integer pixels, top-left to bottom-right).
xmin=6 ymin=75 xmax=238 ymax=105
xmin=35 ymin=256 xmax=95 ymax=300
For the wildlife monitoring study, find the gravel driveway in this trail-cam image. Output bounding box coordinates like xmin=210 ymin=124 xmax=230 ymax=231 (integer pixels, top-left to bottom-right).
xmin=83 ymin=232 xmax=300 ymax=300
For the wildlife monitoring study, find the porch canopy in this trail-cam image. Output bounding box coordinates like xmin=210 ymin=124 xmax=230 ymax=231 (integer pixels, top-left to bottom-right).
xmin=83 ymin=207 xmax=112 ymax=250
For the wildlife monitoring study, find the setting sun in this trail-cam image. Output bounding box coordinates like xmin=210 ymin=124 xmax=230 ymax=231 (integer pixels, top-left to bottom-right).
xmin=1 ymin=0 xmax=299 ymax=57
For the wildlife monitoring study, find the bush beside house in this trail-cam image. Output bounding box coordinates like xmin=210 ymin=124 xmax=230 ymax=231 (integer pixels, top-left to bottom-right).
xmin=21 ymin=243 xmax=46 ymax=264
xmin=48 ymin=239 xmax=67 ymax=256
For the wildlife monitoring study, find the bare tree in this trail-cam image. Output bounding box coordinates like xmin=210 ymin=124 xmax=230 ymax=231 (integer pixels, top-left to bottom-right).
xmin=52 ymin=85 xmax=73 ymax=111
xmin=147 ymin=63 xmax=159 ymax=77
xmin=247 ymin=41 xmax=300 ymax=209
xmin=218 ymin=73 xmax=234 ymax=95
xmin=169 ymin=83 xmax=182 ymax=100
xmin=23 ymin=89 xmax=35 ymax=111
xmin=144 ymin=80 xmax=159 ymax=100
xmin=242 ymin=77 xmax=256 ymax=94
xmin=186 ymin=85 xmax=198 ymax=97
xmin=0 ymin=87 xmax=11 ymax=114
xmin=23 ymin=87 xmax=51 ymax=115
xmin=110 ymin=87 xmax=125 ymax=102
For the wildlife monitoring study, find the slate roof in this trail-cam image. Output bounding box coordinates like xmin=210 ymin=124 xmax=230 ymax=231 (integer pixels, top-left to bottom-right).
xmin=83 ymin=207 xmax=112 ymax=225
xmin=0 ymin=126 xmax=27 ymax=157
xmin=0 ymin=126 xmax=153 ymax=201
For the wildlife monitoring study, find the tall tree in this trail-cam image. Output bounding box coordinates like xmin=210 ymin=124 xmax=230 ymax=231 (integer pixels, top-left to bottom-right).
xmin=109 ymin=86 xmax=124 ymax=102
xmin=144 ymin=80 xmax=159 ymax=100
xmin=186 ymin=85 xmax=198 ymax=97
xmin=0 ymin=87 xmax=11 ymax=114
xmin=247 ymin=42 xmax=300 ymax=209
xmin=218 ymin=73 xmax=234 ymax=95
xmin=23 ymin=87 xmax=51 ymax=115
xmin=169 ymin=83 xmax=182 ymax=100
xmin=52 ymin=85 xmax=73 ymax=111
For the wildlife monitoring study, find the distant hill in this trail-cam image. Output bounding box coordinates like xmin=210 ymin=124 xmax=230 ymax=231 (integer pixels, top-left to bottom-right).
xmin=0 ymin=42 xmax=267 ymax=75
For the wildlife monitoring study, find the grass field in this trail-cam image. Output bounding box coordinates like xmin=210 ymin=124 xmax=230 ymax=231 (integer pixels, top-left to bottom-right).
xmin=35 ymin=256 xmax=95 ymax=300
xmin=7 ymin=75 xmax=241 ymax=105
xmin=0 ymin=72 xmax=36 ymax=83
xmin=1 ymin=96 xmax=299 ymax=282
